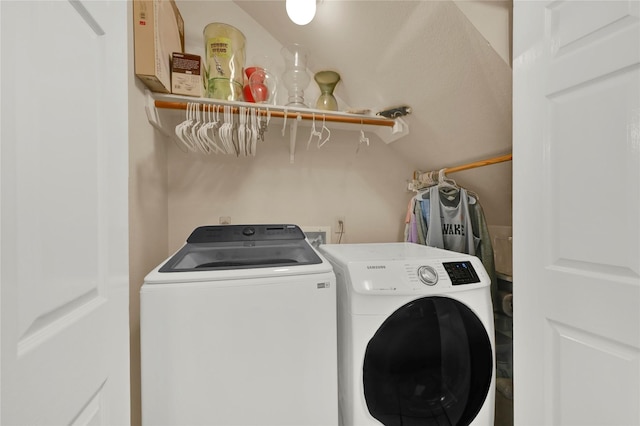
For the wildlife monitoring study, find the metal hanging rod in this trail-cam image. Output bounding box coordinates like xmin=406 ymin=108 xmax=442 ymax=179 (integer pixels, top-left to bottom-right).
xmin=154 ymin=100 xmax=396 ymax=128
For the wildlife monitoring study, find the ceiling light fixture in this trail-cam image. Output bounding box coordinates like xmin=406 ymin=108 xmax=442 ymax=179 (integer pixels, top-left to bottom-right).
xmin=286 ymin=0 xmax=316 ymax=26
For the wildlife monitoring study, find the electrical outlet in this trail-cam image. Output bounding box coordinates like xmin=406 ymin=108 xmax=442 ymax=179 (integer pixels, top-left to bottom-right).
xmin=334 ymin=216 xmax=345 ymax=234
xmin=219 ymin=216 xmax=231 ymax=225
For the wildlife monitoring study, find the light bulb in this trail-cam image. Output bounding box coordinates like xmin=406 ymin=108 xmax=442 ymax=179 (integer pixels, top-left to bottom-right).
xmin=286 ymin=0 xmax=316 ymax=26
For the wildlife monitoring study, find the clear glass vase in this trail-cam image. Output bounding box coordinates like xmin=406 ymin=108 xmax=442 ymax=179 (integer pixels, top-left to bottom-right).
xmin=281 ymin=43 xmax=310 ymax=107
xmin=314 ymin=71 xmax=340 ymax=111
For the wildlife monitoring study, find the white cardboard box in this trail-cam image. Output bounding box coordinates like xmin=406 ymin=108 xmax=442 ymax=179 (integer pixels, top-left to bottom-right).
xmin=134 ymin=0 xmax=184 ymax=93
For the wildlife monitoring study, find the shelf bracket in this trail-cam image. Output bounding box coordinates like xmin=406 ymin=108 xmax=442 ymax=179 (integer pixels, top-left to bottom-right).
xmin=374 ymin=117 xmax=409 ymax=144
xmin=144 ymin=90 xmax=171 ymax=138
xmin=289 ymin=114 xmax=301 ymax=164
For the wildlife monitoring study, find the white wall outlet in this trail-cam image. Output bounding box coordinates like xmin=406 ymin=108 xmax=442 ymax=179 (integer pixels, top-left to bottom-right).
xmin=219 ymin=216 xmax=231 ymax=225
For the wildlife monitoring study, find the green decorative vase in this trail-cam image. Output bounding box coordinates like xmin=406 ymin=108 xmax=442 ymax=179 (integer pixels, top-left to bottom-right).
xmin=314 ymin=71 xmax=340 ymax=111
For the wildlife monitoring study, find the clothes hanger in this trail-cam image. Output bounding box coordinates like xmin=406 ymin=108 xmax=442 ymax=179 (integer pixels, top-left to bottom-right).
xmin=437 ymin=169 xmax=458 ymax=188
xmin=238 ymin=106 xmax=247 ymax=156
xmin=318 ymin=114 xmax=331 ymax=148
xmin=220 ymin=105 xmax=235 ymax=154
xmin=436 ymin=168 xmax=461 ymax=201
xmin=250 ymin=107 xmax=258 ymax=156
xmin=307 ymin=113 xmax=322 ymax=149
xmin=191 ymin=103 xmax=212 ymax=154
xmin=201 ymin=104 xmax=223 ymax=154
xmin=437 ymin=168 xmax=481 ymax=202
xmin=257 ymin=108 xmax=270 ymax=142
xmin=196 ymin=105 xmax=212 ymax=153
xmin=356 ymin=120 xmax=370 ymax=154
xmin=176 ymin=103 xmax=198 ymax=152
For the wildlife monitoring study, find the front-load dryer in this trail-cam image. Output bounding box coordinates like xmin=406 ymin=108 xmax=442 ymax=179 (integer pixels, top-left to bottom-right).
xmin=141 ymin=224 xmax=338 ymax=426
xmin=318 ymin=243 xmax=495 ymax=426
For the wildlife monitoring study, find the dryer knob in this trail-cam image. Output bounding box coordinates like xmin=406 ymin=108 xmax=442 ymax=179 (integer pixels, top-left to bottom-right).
xmin=417 ymin=265 xmax=438 ymax=286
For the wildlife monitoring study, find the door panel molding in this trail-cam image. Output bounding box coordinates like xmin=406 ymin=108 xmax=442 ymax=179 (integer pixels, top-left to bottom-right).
xmin=18 ymin=290 xmax=105 ymax=356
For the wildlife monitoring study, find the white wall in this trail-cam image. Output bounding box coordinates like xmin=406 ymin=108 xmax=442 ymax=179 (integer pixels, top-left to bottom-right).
xmin=166 ymin=127 xmax=414 ymax=250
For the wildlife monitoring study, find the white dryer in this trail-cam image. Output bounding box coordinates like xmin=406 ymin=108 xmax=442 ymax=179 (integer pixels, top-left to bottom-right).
xmin=318 ymin=243 xmax=495 ymax=426
xmin=141 ymin=225 xmax=338 ymax=426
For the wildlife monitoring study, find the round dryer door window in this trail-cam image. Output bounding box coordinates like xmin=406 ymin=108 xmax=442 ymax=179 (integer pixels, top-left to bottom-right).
xmin=363 ymin=296 xmax=493 ymax=426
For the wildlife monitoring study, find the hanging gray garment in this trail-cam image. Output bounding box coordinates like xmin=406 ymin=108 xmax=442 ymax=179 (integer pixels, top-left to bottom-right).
xmin=426 ymin=186 xmax=478 ymax=255
xmin=468 ymin=199 xmax=498 ymax=310
xmin=414 ymin=198 xmax=427 ymax=245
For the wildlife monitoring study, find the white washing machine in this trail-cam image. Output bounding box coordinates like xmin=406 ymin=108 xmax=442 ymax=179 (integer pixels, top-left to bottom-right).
xmin=318 ymin=243 xmax=495 ymax=426
xmin=141 ymin=225 xmax=338 ymax=426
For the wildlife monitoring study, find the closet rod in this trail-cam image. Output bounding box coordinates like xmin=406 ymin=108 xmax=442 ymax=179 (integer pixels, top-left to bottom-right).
xmin=445 ymin=153 xmax=512 ymax=173
xmin=414 ymin=153 xmax=512 ymax=180
xmin=154 ymin=100 xmax=396 ymax=128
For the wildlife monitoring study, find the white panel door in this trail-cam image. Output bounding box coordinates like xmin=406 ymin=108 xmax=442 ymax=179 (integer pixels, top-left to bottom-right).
xmin=513 ymin=1 xmax=640 ymax=425
xmin=0 ymin=1 xmax=130 ymax=424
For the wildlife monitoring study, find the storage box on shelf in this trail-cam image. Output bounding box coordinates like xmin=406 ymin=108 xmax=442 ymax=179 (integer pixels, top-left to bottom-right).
xmin=133 ymin=0 xmax=185 ymax=93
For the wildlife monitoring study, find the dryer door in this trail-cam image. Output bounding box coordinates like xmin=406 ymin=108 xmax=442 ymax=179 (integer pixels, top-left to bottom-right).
xmin=363 ymin=296 xmax=492 ymax=426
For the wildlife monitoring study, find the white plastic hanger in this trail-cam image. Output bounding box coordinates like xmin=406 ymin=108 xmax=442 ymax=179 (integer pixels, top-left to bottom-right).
xmin=191 ymin=104 xmax=211 ymax=154
xmin=200 ymin=104 xmax=223 ymax=154
xmin=220 ymin=105 xmax=235 ymax=154
xmin=356 ymin=120 xmax=370 ymax=153
xmin=257 ymin=108 xmax=270 ymax=142
xmin=317 ymin=115 xmax=331 ymax=148
xmin=175 ymin=103 xmax=197 ymax=152
xmin=250 ymin=107 xmax=258 ymax=156
xmin=438 ymin=168 xmax=472 ymax=202
xmin=307 ymin=113 xmax=322 ymax=149
xmin=238 ymin=107 xmax=247 ymax=156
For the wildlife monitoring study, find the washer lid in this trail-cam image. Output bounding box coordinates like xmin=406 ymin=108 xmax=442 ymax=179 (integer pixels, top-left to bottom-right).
xmin=186 ymin=224 xmax=306 ymax=244
xmin=158 ymin=224 xmax=323 ymax=273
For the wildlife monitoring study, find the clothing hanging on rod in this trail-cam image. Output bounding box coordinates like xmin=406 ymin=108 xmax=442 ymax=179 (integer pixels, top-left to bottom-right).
xmin=405 ymin=168 xmax=498 ymax=310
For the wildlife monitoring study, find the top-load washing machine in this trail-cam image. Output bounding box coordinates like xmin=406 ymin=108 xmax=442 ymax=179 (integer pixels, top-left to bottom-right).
xmin=141 ymin=224 xmax=338 ymax=426
xmin=318 ymin=242 xmax=495 ymax=426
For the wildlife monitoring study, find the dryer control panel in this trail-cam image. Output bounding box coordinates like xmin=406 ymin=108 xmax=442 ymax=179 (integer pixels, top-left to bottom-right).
xmin=442 ymin=261 xmax=480 ymax=285
xmin=415 ymin=261 xmax=480 ymax=286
